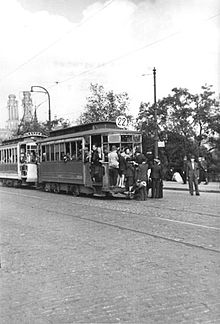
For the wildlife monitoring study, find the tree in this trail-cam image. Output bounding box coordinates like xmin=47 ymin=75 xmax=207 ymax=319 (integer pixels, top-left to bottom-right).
xmin=78 ymin=83 xmax=133 ymax=124
xmin=192 ymin=84 xmax=220 ymax=149
xmin=136 ymin=86 xmax=220 ymax=176
xmin=14 ymin=115 xmax=70 ymax=137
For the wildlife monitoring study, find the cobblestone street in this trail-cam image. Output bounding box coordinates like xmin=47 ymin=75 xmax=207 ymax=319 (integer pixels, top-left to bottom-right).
xmin=0 ymin=187 xmax=220 ymax=323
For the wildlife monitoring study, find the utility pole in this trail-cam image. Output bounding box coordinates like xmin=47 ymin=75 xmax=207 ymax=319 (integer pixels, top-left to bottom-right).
xmin=153 ymin=67 xmax=159 ymax=159
xmin=30 ymin=86 xmax=51 ymax=131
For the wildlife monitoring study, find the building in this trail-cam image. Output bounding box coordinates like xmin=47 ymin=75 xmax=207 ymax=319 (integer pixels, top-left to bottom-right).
xmin=7 ymin=94 xmax=19 ymax=131
xmin=21 ymin=91 xmax=33 ymax=122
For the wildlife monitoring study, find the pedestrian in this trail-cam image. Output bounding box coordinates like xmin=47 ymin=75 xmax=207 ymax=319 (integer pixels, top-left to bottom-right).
xmin=186 ymin=154 xmax=200 ymax=196
xmin=150 ymin=158 xmax=163 ymax=198
xmin=108 ymin=145 xmax=119 ymax=187
xmin=198 ymin=156 xmax=209 ymax=185
xmin=134 ymin=160 xmax=149 ymax=200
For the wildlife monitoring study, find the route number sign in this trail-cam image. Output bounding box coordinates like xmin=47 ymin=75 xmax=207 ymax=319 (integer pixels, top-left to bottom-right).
xmin=116 ymin=116 xmax=128 ymax=128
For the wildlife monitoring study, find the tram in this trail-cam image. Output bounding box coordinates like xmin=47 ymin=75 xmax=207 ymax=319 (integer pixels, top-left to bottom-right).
xmin=37 ymin=121 xmax=142 ymax=197
xmin=0 ymin=132 xmax=46 ymax=187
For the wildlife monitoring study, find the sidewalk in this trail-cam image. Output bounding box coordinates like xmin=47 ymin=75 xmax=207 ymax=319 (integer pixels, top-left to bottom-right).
xmin=163 ymin=181 xmax=220 ymax=193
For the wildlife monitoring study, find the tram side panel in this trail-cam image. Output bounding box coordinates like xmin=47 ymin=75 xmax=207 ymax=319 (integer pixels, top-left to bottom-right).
xmin=38 ymin=160 xmax=94 ymax=195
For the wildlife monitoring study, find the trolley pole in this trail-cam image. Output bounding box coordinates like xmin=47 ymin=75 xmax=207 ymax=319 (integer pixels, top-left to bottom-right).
xmin=153 ymin=67 xmax=159 ymax=159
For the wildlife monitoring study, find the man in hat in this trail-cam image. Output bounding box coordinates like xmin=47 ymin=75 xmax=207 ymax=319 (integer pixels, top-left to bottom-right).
xmin=186 ymin=154 xmax=200 ymax=195
xmin=150 ymin=158 xmax=163 ymax=198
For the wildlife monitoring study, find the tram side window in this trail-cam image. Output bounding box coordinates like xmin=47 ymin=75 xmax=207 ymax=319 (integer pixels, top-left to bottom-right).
xmin=55 ymin=144 xmax=59 ymax=161
xmin=15 ymin=148 xmax=17 ymax=163
xmin=2 ymin=150 xmax=5 ymax=163
xmin=65 ymin=142 xmax=71 ymax=160
xmin=60 ymin=143 xmax=65 ymax=160
xmin=46 ymin=145 xmax=50 ymax=161
xmin=8 ymin=149 xmax=11 ymax=163
xmin=20 ymin=145 xmax=26 ymax=162
xmin=77 ymin=140 xmax=82 ymax=160
xmin=71 ymin=141 xmax=76 ymax=160
xmin=42 ymin=145 xmax=46 ymax=162
xmin=50 ymin=144 xmax=55 ymax=161
xmin=12 ymin=148 xmax=14 ymax=163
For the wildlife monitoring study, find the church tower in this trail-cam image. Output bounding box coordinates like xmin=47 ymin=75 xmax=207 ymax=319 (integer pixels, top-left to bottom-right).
xmin=21 ymin=91 xmax=33 ymax=122
xmin=7 ymin=94 xmax=19 ymax=131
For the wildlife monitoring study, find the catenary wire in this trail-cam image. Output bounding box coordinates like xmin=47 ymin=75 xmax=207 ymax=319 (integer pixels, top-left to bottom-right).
xmin=0 ymin=0 xmax=115 ymax=83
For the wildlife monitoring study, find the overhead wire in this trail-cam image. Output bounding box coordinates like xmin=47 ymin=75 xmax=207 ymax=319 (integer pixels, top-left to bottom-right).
xmin=51 ymin=12 xmax=220 ymax=88
xmin=0 ymin=0 xmax=115 ymax=83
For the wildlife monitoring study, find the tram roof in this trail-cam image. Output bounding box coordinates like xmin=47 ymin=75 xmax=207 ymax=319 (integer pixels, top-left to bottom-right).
xmin=0 ymin=132 xmax=47 ymax=147
xmin=39 ymin=122 xmax=140 ymax=144
xmin=49 ymin=121 xmax=120 ymax=137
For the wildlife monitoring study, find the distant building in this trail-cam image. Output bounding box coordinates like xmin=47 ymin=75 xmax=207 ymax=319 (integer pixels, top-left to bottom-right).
xmin=7 ymin=94 xmax=19 ymax=131
xmin=21 ymin=91 xmax=33 ymax=122
xmin=0 ymin=128 xmax=11 ymax=142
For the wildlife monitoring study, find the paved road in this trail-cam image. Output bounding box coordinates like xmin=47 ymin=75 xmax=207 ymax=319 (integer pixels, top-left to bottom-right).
xmin=0 ymin=187 xmax=220 ymax=323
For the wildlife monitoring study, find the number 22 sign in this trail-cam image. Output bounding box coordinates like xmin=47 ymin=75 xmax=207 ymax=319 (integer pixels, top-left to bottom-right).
xmin=116 ymin=116 xmax=128 ymax=128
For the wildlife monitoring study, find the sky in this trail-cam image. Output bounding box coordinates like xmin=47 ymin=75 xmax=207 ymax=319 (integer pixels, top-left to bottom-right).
xmin=0 ymin=0 xmax=219 ymax=127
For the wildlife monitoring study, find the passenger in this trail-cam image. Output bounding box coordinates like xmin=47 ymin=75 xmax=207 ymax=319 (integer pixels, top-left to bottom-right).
xmin=125 ymin=157 xmax=135 ymax=195
xmin=64 ymin=152 xmax=71 ymax=162
xmin=134 ymin=160 xmax=149 ymax=200
xmin=108 ymin=145 xmax=119 ymax=187
xmin=103 ymin=145 xmax=109 ymax=162
xmin=150 ymin=158 xmax=163 ymax=198
xmin=134 ymin=147 xmax=146 ymax=165
xmin=84 ymin=147 xmax=90 ymax=163
xmin=117 ymin=148 xmax=127 ymax=188
xmin=91 ymin=144 xmax=103 ymax=182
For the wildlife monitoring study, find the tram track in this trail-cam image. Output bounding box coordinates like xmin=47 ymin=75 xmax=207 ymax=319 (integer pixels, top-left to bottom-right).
xmin=1 ymin=188 xmax=220 ymax=254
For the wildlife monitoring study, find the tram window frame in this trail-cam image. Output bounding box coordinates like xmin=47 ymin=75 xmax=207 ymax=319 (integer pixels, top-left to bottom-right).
xmin=76 ymin=140 xmax=82 ymax=160
xmin=45 ymin=145 xmax=50 ymax=161
xmin=71 ymin=141 xmax=76 ymax=160
xmin=55 ymin=143 xmax=59 ymax=161
xmin=50 ymin=144 xmax=55 ymax=161
xmin=41 ymin=145 xmax=46 ymax=162
xmin=60 ymin=143 xmax=65 ymax=160
xmin=121 ymin=135 xmax=132 ymax=143
xmin=12 ymin=148 xmax=14 ymax=163
xmin=15 ymin=147 xmax=18 ymax=163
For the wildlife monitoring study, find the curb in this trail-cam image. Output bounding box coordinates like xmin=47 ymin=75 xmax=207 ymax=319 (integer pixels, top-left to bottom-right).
xmin=163 ymin=187 xmax=220 ymax=194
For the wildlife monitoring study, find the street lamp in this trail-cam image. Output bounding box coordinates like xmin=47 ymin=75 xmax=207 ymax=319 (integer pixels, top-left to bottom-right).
xmin=153 ymin=67 xmax=159 ymax=159
xmin=30 ymin=86 xmax=51 ymax=130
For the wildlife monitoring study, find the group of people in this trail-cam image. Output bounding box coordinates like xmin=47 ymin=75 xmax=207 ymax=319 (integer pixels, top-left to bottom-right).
xmin=90 ymin=144 xmax=163 ymax=200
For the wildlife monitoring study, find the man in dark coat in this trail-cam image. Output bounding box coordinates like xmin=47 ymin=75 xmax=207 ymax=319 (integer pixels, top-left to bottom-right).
xmin=150 ymin=158 xmax=163 ymax=198
xmin=186 ymin=155 xmax=200 ymax=195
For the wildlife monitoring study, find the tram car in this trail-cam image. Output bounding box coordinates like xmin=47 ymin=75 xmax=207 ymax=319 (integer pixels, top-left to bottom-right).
xmin=0 ymin=132 xmax=46 ymax=187
xmin=37 ymin=121 xmax=142 ymax=197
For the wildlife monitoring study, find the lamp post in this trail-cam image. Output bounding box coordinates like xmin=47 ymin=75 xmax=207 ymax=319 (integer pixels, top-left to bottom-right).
xmin=153 ymin=67 xmax=159 ymax=159
xmin=30 ymin=86 xmax=51 ymax=130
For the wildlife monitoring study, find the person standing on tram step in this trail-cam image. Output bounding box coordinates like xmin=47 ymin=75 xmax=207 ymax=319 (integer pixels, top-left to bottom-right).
xmin=108 ymin=145 xmax=119 ymax=187
xmin=91 ymin=144 xmax=101 ymax=182
xmin=150 ymin=158 xmax=163 ymax=198
xmin=117 ymin=148 xmax=127 ymax=188
xmin=186 ymin=154 xmax=200 ymax=196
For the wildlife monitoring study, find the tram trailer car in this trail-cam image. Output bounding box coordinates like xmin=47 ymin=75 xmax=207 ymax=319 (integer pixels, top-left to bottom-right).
xmin=37 ymin=121 xmax=142 ymax=197
xmin=0 ymin=132 xmax=46 ymax=187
